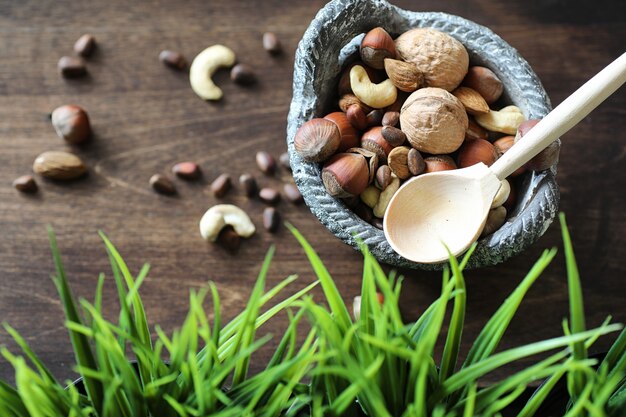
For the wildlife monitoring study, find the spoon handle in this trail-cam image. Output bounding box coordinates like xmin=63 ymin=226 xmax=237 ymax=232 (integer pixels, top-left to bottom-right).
xmin=490 ymin=52 xmax=626 ymax=180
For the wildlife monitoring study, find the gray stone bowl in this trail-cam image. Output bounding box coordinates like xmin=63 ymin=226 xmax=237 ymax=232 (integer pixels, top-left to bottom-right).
xmin=286 ymin=0 xmax=560 ymax=270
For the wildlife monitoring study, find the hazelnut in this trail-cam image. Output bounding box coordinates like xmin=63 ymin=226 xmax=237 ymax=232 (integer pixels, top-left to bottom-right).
xmin=345 ymin=147 xmax=378 ymax=184
xmin=294 ymin=118 xmax=341 ymax=162
xmin=466 ymin=118 xmax=489 ymax=141
xmin=361 ymin=126 xmax=394 ymax=164
xmin=400 ymin=87 xmax=468 ymax=154
xmin=395 ymin=28 xmax=469 ymax=91
xmin=493 ymin=136 xmax=526 ymax=177
xmin=360 ymin=27 xmax=397 ymax=70
xmin=383 ymin=58 xmax=423 ymax=92
xmin=516 ymin=119 xmax=560 ymax=171
xmin=366 ymin=109 xmax=384 ymax=127
xmin=457 ymin=138 xmax=498 ymax=168
xmin=51 ymin=105 xmax=91 ymax=144
xmin=339 ymin=93 xmax=372 ymax=114
xmin=423 ymin=155 xmax=457 ymax=173
xmin=324 ymin=111 xmax=360 ymax=151
xmin=346 ymin=104 xmax=368 ymax=131
xmin=462 ymin=66 xmax=504 ymax=104
xmin=321 ymin=153 xmax=369 ymax=198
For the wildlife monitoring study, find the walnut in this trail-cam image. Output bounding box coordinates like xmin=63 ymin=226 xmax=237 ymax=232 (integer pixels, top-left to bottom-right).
xmin=395 ymin=28 xmax=469 ymax=92
xmin=400 ymin=87 xmax=468 ymax=154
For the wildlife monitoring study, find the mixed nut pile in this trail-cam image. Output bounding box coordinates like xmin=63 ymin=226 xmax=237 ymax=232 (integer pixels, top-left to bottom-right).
xmin=294 ymin=27 xmax=559 ymax=237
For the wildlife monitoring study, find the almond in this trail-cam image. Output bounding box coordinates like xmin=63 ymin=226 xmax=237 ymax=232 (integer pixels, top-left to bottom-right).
xmin=33 ymin=151 xmax=87 ymax=180
xmin=383 ymin=58 xmax=423 ymax=92
xmin=452 ymin=86 xmax=489 ymax=115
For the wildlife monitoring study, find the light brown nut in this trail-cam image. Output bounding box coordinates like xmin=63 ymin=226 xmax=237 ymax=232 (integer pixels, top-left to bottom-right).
xmin=493 ymin=136 xmax=526 ymax=177
xmin=33 ymin=151 xmax=87 ymax=180
xmin=373 ymin=175 xmax=400 ymax=218
xmin=339 ymin=93 xmax=372 ymax=114
xmin=462 ymin=66 xmax=504 ymax=104
xmin=259 ymin=187 xmax=281 ymax=206
xmin=149 ymin=174 xmax=176 ymax=195
xmin=263 ymin=207 xmax=280 ymax=233
xmin=452 ymin=86 xmax=489 ymax=115
xmin=256 ymin=151 xmax=277 ymax=175
xmin=423 ymin=155 xmax=457 ymax=173
xmin=211 ymin=173 xmax=232 ymax=198
xmin=74 ymin=34 xmax=96 ymax=57
xmin=366 ymin=109 xmax=384 ymax=127
xmin=293 ymin=118 xmax=341 ymax=162
xmin=283 ymin=183 xmax=303 ymax=205
xmin=407 ymin=148 xmax=425 ymax=176
xmin=324 ymin=111 xmax=360 ymax=151
xmin=360 ymin=27 xmax=397 ymax=70
xmin=13 ymin=175 xmax=38 ymax=193
xmin=230 ymin=64 xmax=257 ymax=85
xmin=515 ymin=119 xmax=559 ymax=171
xmin=381 ymin=125 xmax=406 ymax=147
xmin=172 ymin=161 xmax=201 ymax=180
xmin=51 ymin=105 xmax=91 ymax=144
xmin=475 ymin=105 xmax=525 ymax=135
xmin=338 ymin=62 xmax=382 ymax=96
xmin=382 ymin=111 xmax=400 ymax=127
xmin=481 ymin=206 xmax=507 ymax=237
xmin=58 ymin=56 xmax=87 ymax=78
xmin=395 ymin=28 xmax=469 ymax=91
xmin=239 ymin=173 xmax=258 ymax=197
xmin=321 ymin=153 xmax=369 ymax=198
xmin=361 ymin=127 xmax=393 ymax=164
xmin=346 ymin=104 xmax=368 ymax=131
xmin=383 ymin=58 xmax=423 ymax=92
xmin=360 ymin=185 xmax=381 ymax=209
xmin=457 ymin=138 xmax=498 ymax=168
xmin=466 ymin=118 xmax=489 ymax=141
xmin=159 ymin=50 xmax=187 ymax=70
xmin=263 ymin=32 xmax=282 ymax=55
xmin=400 ymin=87 xmax=468 ymax=154
xmin=387 ymin=146 xmax=411 ymax=179
xmin=350 ymin=65 xmax=397 ymax=109
xmin=375 ymin=165 xmax=392 ymax=190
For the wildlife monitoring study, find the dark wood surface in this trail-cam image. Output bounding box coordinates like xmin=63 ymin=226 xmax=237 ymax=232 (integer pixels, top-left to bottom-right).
xmin=0 ymin=0 xmax=624 ymax=385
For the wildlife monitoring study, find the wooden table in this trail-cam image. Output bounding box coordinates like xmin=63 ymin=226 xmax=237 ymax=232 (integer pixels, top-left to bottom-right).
xmin=0 ymin=0 xmax=624 ymax=385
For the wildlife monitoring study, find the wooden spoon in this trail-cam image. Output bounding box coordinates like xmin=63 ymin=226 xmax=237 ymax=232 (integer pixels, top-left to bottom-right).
xmin=384 ymin=52 xmax=626 ymax=264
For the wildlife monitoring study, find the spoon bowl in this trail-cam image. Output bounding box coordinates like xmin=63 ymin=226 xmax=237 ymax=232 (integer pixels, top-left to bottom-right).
xmin=384 ymin=164 xmax=501 ymax=263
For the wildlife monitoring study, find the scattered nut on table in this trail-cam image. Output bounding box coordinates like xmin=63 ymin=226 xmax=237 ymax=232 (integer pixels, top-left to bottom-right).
xmin=51 ymin=105 xmax=91 ymax=144
xmin=189 ymin=44 xmax=236 ymax=100
xmin=199 ymin=204 xmax=255 ymax=242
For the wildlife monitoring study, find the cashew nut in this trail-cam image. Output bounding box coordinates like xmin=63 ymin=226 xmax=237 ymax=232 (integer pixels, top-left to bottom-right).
xmin=350 ymin=65 xmax=397 ymax=109
xmin=199 ymin=204 xmax=255 ymax=242
xmin=373 ymin=175 xmax=400 ymax=218
xmin=491 ymin=179 xmax=511 ymax=209
xmin=189 ymin=45 xmax=236 ymax=101
xmin=360 ymin=185 xmax=381 ymax=209
xmin=475 ymin=105 xmax=525 ymax=135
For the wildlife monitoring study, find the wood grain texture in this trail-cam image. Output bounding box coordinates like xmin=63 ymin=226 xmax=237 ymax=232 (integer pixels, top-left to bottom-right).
xmin=0 ymin=0 xmax=624 ymax=387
